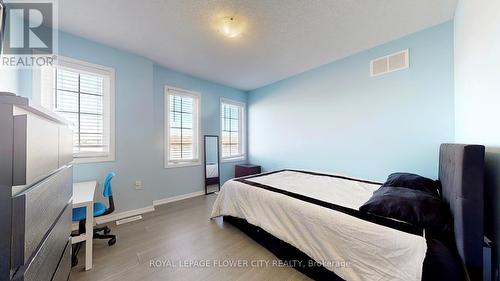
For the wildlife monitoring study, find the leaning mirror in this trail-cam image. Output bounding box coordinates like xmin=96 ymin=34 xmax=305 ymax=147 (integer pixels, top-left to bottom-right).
xmin=204 ymin=135 xmax=220 ymax=194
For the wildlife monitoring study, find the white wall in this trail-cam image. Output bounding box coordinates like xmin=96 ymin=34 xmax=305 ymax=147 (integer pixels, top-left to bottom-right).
xmin=454 ymin=0 xmax=500 ymax=279
xmin=455 ymin=0 xmax=500 ymax=144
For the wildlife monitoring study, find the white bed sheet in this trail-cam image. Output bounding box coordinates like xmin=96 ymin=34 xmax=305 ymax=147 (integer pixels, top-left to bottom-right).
xmin=211 ymin=170 xmax=427 ymax=281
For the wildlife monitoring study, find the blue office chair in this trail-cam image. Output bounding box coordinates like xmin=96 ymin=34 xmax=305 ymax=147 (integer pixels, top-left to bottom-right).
xmin=72 ymin=172 xmax=117 ymax=267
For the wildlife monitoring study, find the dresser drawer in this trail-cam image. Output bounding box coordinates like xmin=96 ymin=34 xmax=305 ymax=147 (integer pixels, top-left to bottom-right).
xmin=51 ymin=241 xmax=71 ymax=281
xmin=13 ymin=204 xmax=72 ymax=281
xmin=235 ymin=164 xmax=261 ymax=178
xmin=12 ymin=112 xmax=60 ymax=186
xmin=11 ymin=167 xmax=73 ymax=267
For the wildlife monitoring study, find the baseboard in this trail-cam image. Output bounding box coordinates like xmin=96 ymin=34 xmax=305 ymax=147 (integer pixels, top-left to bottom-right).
xmin=91 ymin=190 xmax=206 ymax=225
xmin=95 ymin=205 xmax=155 ymax=225
xmin=116 ymin=215 xmax=143 ymax=225
xmin=153 ymin=190 xmax=205 ymax=207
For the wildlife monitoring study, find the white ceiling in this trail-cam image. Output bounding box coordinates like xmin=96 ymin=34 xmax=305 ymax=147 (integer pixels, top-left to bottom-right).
xmin=58 ymin=0 xmax=457 ymax=91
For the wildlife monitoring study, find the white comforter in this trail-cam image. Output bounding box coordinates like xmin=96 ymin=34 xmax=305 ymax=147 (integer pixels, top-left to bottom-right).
xmin=211 ymin=170 xmax=427 ymax=281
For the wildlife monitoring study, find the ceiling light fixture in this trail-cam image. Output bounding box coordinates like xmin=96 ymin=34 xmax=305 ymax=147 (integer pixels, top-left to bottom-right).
xmin=217 ymin=16 xmax=245 ymax=38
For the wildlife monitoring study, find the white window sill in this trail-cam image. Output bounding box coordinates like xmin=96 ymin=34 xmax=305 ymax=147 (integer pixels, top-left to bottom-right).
xmin=165 ymin=161 xmax=201 ymax=169
xmin=72 ymin=155 xmax=115 ymax=164
xmin=221 ymin=156 xmax=246 ymax=163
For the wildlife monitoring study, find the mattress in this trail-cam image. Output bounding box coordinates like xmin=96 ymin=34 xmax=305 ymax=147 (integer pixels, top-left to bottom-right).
xmin=211 ymin=170 xmax=428 ymax=281
xmin=206 ymin=163 xmax=219 ymax=178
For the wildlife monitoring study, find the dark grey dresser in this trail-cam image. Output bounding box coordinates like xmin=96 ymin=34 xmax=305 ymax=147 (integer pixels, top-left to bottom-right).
xmin=0 ymin=93 xmax=73 ymax=281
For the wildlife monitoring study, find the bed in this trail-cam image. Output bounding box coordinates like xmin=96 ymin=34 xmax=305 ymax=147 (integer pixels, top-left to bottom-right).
xmin=211 ymin=144 xmax=485 ymax=281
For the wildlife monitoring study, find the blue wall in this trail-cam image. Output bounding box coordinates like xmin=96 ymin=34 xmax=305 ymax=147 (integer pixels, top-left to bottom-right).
xmin=0 ymin=67 xmax=21 ymax=93
xmin=7 ymin=21 xmax=455 ymax=213
xmin=48 ymin=31 xmax=246 ymax=212
xmin=0 ymin=9 xmax=31 ymax=96
xmin=247 ymin=22 xmax=455 ymax=182
xmin=152 ymin=65 xmax=247 ymax=197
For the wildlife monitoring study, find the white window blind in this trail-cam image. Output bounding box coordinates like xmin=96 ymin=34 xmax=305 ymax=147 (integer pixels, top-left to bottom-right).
xmin=36 ymin=57 xmax=115 ymax=162
xmin=221 ymin=99 xmax=245 ymax=160
xmin=165 ymin=87 xmax=200 ymax=167
xmin=55 ymin=68 xmax=107 ymax=156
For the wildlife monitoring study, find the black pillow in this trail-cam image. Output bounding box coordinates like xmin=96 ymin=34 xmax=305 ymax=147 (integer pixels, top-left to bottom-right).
xmin=383 ymin=172 xmax=441 ymax=197
xmin=359 ymin=186 xmax=450 ymax=237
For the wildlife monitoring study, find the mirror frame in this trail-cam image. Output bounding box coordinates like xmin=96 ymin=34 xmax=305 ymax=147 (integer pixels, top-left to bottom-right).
xmin=204 ymin=135 xmax=220 ymax=194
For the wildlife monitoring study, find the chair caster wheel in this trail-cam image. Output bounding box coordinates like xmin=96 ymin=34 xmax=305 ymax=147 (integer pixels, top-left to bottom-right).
xmin=108 ymin=237 xmax=116 ymax=246
xmin=72 ymin=256 xmax=78 ymax=267
xmin=104 ymin=227 xmax=111 ymax=234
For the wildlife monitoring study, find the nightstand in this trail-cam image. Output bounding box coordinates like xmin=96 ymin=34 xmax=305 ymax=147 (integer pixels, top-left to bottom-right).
xmin=235 ymin=164 xmax=261 ymax=178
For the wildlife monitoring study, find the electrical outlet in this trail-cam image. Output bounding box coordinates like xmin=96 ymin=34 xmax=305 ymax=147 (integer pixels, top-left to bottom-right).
xmin=135 ymin=180 xmax=143 ymax=190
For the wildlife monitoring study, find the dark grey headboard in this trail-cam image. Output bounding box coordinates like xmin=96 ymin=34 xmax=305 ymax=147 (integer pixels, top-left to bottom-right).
xmin=439 ymin=144 xmax=485 ymax=281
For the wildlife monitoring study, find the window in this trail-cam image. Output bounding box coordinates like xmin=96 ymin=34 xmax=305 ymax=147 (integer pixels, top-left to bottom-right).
xmin=221 ymin=98 xmax=245 ymax=161
xmin=165 ymin=86 xmax=200 ymax=168
xmin=34 ymin=57 xmax=115 ymax=163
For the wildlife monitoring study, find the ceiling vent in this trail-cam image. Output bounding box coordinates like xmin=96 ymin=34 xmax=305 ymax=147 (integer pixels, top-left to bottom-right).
xmin=370 ymin=49 xmax=409 ymax=77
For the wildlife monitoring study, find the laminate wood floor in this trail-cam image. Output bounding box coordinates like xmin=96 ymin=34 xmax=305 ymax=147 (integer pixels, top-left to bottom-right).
xmin=70 ymin=194 xmax=311 ymax=281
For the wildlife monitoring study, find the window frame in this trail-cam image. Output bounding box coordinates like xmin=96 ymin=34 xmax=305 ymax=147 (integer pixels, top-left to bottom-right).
xmin=220 ymin=98 xmax=246 ymax=162
xmin=33 ymin=56 xmax=115 ymax=164
xmin=164 ymin=85 xmax=202 ymax=169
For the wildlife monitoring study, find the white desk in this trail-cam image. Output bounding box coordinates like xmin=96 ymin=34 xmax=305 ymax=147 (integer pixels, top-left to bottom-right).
xmin=72 ymin=181 xmax=97 ymax=271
